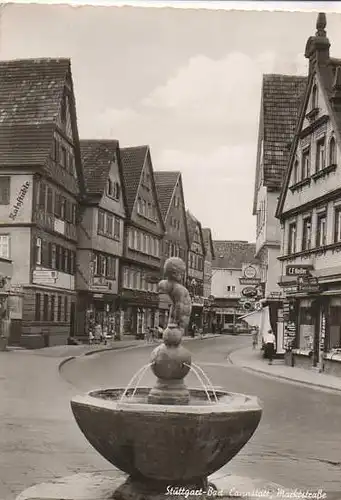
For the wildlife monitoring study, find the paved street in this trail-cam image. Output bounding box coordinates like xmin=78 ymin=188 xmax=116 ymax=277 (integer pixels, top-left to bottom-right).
xmin=1 ymin=335 xmax=341 ymax=499
xmin=62 ymin=336 xmax=341 ymax=492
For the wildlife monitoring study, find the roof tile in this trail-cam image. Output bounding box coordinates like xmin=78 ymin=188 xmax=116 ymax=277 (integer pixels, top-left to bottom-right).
xmin=80 ymin=140 xmax=119 ymax=195
xmin=213 ymin=240 xmax=259 ymax=269
xmin=120 ymin=146 xmax=148 ymax=215
xmin=154 ymin=171 xmax=180 ymax=220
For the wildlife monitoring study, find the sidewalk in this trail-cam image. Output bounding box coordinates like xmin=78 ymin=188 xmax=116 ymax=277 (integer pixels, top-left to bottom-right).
xmin=229 ymin=346 xmax=341 ymax=392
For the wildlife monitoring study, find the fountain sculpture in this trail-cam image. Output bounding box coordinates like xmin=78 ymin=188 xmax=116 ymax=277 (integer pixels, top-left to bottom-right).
xmin=71 ymin=257 xmax=262 ymax=500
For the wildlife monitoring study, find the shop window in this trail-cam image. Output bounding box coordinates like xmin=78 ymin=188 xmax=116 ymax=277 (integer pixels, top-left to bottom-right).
xmin=64 ymin=296 xmax=68 ymax=322
xmin=35 ymin=293 xmax=41 ymax=321
xmin=329 ymin=305 xmax=341 ymax=349
xmin=299 ymin=307 xmax=314 ymax=325
xmin=50 ymin=295 xmax=55 ymax=322
xmin=43 ymin=294 xmax=49 ymax=322
xmin=316 ymin=213 xmax=327 ymax=247
xmin=57 ymin=296 xmax=62 ymax=322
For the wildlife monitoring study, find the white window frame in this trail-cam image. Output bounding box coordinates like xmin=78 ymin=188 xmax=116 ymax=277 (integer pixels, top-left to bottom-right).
xmin=0 ymin=235 xmax=9 ymax=259
xmin=36 ymin=237 xmax=42 ymax=265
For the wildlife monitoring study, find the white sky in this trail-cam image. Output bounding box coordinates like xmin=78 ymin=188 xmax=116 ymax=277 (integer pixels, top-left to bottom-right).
xmin=1 ymin=4 xmax=341 ymax=241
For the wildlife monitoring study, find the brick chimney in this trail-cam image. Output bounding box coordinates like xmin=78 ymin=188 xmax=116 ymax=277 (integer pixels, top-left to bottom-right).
xmin=304 ymin=13 xmax=330 ymax=73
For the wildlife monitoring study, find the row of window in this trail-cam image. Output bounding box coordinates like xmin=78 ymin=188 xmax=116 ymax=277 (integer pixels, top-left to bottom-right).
xmin=37 ymin=181 xmax=77 ymax=224
xmin=128 ymin=229 xmax=160 ymax=257
xmin=35 ymin=237 xmax=76 ymax=275
xmin=169 ymin=216 xmax=180 ymax=231
xmin=35 ymin=293 xmax=70 ymax=322
xmin=92 ymin=252 xmax=117 ymax=280
xmin=98 ymin=209 xmax=121 ymax=240
xmin=287 ymin=205 xmax=341 ymax=254
xmin=291 ymin=136 xmax=337 ymax=185
xmin=136 ymin=197 xmax=157 ymax=221
xmin=188 ymin=251 xmax=204 ymax=271
xmin=123 ymin=267 xmax=158 ymax=293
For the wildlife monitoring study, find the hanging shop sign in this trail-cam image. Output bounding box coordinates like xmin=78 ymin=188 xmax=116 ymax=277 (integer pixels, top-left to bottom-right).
xmin=241 ymin=286 xmax=258 ymax=298
xmin=239 ymin=278 xmax=261 ymax=285
xmin=243 ymin=265 xmax=257 ymax=279
xmin=286 ymin=265 xmax=313 ymax=277
xmin=297 ymin=276 xmax=320 ymax=293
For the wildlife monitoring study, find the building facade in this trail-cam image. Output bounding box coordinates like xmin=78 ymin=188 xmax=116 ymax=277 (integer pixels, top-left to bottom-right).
xmin=0 ymin=58 xmax=85 ymax=348
xmin=212 ymin=241 xmax=260 ymax=332
xmin=154 ymin=171 xmax=189 ymax=328
xmin=119 ymin=146 xmax=165 ymax=336
xmin=202 ymin=228 xmax=215 ymax=330
xmin=276 ymin=13 xmax=341 ymax=375
xmin=186 ymin=211 xmax=205 ymax=331
xmin=76 ymin=140 xmax=126 ymax=339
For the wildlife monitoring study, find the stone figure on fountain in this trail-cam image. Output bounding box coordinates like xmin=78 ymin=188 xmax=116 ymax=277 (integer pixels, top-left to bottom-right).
xmin=148 ymin=257 xmax=193 ymax=404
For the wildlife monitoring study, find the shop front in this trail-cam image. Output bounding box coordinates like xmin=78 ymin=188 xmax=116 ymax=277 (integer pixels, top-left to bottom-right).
xmin=120 ymin=289 xmax=159 ymax=338
xmin=76 ymin=291 xmax=118 ymax=339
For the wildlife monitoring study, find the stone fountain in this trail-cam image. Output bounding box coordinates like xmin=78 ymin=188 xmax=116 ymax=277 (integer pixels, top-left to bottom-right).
xmin=68 ymin=257 xmax=263 ymax=500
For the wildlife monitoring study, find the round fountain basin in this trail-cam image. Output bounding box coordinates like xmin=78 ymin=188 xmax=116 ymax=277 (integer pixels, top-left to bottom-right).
xmin=71 ymin=387 xmax=262 ymax=484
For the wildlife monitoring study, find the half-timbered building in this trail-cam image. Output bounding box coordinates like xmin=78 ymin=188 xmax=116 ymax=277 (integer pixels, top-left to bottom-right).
xmin=0 ymin=58 xmax=84 ymax=348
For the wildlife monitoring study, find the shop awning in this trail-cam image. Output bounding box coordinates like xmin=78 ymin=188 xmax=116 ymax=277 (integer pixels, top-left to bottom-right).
xmin=239 ymin=306 xmax=271 ymax=334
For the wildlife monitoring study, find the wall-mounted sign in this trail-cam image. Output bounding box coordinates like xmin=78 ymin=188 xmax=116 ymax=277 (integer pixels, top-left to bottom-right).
xmin=239 ymin=278 xmax=261 ymax=285
xmin=286 ymin=265 xmax=313 ymax=276
xmin=297 ymin=276 xmax=320 ymax=293
xmin=33 ymin=270 xmax=58 ymax=285
xmin=241 ymin=286 xmax=258 ymax=298
xmin=9 ymin=181 xmax=30 ymax=221
xmin=243 ymin=265 xmax=257 ymax=279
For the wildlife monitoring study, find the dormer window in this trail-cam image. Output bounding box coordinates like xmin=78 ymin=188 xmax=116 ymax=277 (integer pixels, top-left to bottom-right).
xmin=329 ymin=136 xmax=337 ymax=166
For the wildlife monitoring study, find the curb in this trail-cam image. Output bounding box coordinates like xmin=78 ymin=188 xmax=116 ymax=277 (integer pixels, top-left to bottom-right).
xmin=58 ymin=334 xmax=220 ymax=371
xmin=229 ymin=348 xmax=341 ymax=393
xmin=240 ymin=365 xmax=341 ymax=393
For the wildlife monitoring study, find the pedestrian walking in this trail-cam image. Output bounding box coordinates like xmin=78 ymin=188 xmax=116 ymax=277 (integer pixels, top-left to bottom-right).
xmin=251 ymin=327 xmax=258 ymax=350
xmin=145 ymin=327 xmax=152 ymax=343
xmin=263 ymin=329 xmax=276 ymax=365
xmin=88 ymin=329 xmax=94 ymax=345
xmin=94 ymin=322 xmax=102 ymax=344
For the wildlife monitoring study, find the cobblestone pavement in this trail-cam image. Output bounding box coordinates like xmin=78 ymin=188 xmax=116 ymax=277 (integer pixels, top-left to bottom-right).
xmin=0 ymin=334 xmax=219 ymax=500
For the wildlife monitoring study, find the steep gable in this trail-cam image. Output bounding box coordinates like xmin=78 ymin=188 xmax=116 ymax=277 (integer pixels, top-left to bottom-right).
xmin=186 ymin=211 xmax=205 ymax=256
xmin=0 ymin=57 xmax=85 ymax=193
xmin=253 ymin=74 xmax=307 ymax=215
xmin=120 ymin=145 xmax=165 ymax=234
xmin=202 ymin=228 xmax=215 ymax=259
xmin=80 ymin=140 xmax=127 ymax=216
xmin=154 ymin=171 xmax=180 ymax=221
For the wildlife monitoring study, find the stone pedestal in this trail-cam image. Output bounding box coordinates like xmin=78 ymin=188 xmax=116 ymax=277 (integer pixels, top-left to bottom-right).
xmin=16 ymin=472 xmax=291 ymax=500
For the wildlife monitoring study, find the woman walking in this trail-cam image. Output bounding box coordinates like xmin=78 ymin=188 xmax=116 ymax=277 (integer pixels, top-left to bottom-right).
xmin=263 ymin=329 xmax=276 ymax=365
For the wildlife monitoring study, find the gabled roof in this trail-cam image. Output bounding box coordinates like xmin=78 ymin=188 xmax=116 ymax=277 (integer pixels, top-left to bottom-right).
xmin=212 ymin=241 xmax=258 ymax=269
xmin=80 ymin=140 xmax=118 ymax=195
xmin=186 ymin=210 xmax=205 ymax=255
xmin=154 ymin=171 xmax=180 ymax=220
xmin=202 ymin=228 xmax=215 ymax=259
xmin=120 ymin=145 xmax=148 ymax=215
xmin=0 ymin=57 xmax=70 ymax=166
xmin=120 ymin=145 xmax=165 ymax=232
xmin=276 ymin=14 xmax=341 ymax=217
xmin=80 ymin=139 xmax=128 ymax=212
xmin=253 ymin=74 xmax=307 ymax=214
